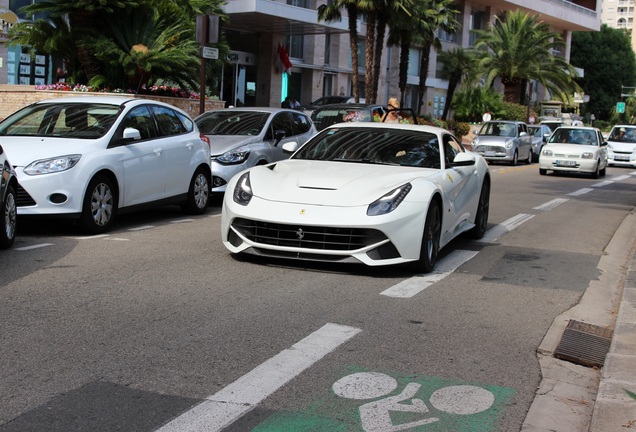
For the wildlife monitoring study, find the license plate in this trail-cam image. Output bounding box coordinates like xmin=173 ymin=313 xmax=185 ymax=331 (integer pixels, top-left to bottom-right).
xmin=485 ymin=151 xmax=496 ymax=157
xmin=556 ymin=160 xmax=576 ymax=167
xmin=615 ymin=155 xmax=630 ymax=161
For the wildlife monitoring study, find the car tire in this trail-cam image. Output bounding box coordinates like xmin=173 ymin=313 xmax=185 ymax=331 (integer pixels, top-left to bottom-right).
xmin=600 ymin=164 xmax=607 ymax=177
xmin=0 ymin=184 xmax=17 ymax=249
xmin=411 ymin=199 xmax=441 ymax=273
xmin=511 ymin=151 xmax=518 ymax=166
xmin=80 ymin=174 xmax=116 ymax=234
xmin=539 ymin=168 xmax=547 ymax=175
xmin=469 ymin=178 xmax=490 ymax=239
xmin=526 ymin=149 xmax=532 ymax=164
xmin=182 ymin=167 xmax=210 ymax=215
xmin=591 ymin=161 xmax=600 ymax=179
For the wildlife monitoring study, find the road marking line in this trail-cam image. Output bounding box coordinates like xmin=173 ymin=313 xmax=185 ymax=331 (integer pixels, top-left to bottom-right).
xmin=71 ymin=234 xmax=110 ymax=240
xmin=15 ymin=243 xmax=54 ymax=251
xmin=533 ymin=198 xmax=569 ymax=211
xmin=568 ymin=188 xmax=593 ymax=196
xmin=128 ymin=225 xmax=155 ymax=231
xmin=477 ymin=213 xmax=534 ymax=244
xmin=381 ymin=250 xmax=478 ymax=298
xmin=170 ymin=219 xmax=195 ymax=224
xmin=155 ymin=323 xmax=362 ymax=432
xmin=612 ymin=174 xmax=632 ymax=181
xmin=591 ymin=180 xmax=614 ymax=188
xmin=105 ymin=238 xmax=130 ymax=241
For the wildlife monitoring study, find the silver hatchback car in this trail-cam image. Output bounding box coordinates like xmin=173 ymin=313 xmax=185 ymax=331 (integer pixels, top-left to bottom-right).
xmin=195 ymin=108 xmax=317 ymax=193
xmin=471 ymin=120 xmax=533 ymax=165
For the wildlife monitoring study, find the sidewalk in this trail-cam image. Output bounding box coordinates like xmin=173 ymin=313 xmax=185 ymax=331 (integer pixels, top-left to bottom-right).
xmin=521 ymin=209 xmax=636 ymax=431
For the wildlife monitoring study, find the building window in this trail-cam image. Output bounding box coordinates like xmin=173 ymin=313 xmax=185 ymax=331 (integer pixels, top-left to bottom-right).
xmin=408 ymin=48 xmax=420 ymax=77
xmin=469 ymin=10 xmax=486 ymax=46
xmin=288 ymin=34 xmax=304 ymax=59
xmin=287 ymin=0 xmax=310 ymax=9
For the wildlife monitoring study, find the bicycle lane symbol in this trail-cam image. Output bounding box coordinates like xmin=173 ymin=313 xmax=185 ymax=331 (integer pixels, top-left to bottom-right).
xmin=252 ymin=367 xmax=515 ymax=431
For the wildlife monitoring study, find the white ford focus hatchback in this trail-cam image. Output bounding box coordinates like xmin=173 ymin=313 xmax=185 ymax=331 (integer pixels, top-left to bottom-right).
xmin=0 ymin=96 xmax=212 ymax=233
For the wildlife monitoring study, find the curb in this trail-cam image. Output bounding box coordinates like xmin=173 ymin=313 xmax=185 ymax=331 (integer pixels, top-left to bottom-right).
xmin=522 ymin=208 xmax=636 ymax=431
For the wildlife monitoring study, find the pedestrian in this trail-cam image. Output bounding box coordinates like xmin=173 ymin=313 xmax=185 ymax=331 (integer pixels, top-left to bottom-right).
xmin=291 ymin=97 xmax=301 ymax=110
xmin=281 ymin=96 xmax=291 ymax=108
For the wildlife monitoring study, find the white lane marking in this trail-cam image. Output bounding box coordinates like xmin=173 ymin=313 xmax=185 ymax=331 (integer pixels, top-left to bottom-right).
xmin=612 ymin=175 xmax=632 ymax=181
xmin=155 ymin=323 xmax=362 ymax=432
xmin=591 ymin=180 xmax=614 ymax=188
xmin=568 ymin=188 xmax=593 ymax=196
xmin=15 ymin=243 xmax=54 ymax=251
xmin=533 ymin=198 xmax=569 ymax=211
xmin=381 ymin=250 xmax=478 ymax=298
xmin=477 ymin=213 xmax=535 ymax=244
xmin=71 ymin=234 xmax=110 ymax=240
xmin=128 ymin=225 xmax=155 ymax=231
xmin=105 ymin=238 xmax=130 ymax=241
xmin=170 ymin=219 xmax=195 ymax=224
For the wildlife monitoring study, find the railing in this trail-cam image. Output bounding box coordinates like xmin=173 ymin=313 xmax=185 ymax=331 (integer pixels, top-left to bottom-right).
xmin=544 ymin=0 xmax=597 ymax=18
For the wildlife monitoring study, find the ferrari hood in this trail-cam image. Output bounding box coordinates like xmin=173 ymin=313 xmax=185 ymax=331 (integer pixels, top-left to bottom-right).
xmin=248 ymin=160 xmax=436 ymax=206
xmin=0 ymin=136 xmax=104 ymax=167
xmin=207 ymin=135 xmax=261 ymax=156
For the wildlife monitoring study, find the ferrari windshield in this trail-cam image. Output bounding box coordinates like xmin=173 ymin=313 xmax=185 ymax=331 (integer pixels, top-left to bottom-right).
xmin=0 ymin=103 xmax=121 ymax=139
xmin=196 ymin=111 xmax=268 ymax=136
xmin=292 ymin=127 xmax=442 ymax=168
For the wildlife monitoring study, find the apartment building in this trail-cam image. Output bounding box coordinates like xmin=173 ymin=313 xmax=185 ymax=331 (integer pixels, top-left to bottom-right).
xmin=222 ymin=0 xmax=600 ymax=117
xmin=601 ymin=0 xmax=636 ymax=51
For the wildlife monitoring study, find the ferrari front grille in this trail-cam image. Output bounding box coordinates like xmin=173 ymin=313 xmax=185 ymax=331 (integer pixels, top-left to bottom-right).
xmin=232 ymin=218 xmax=387 ymax=251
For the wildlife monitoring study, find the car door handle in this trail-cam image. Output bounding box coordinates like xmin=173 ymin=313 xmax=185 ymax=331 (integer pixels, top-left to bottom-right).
xmin=154 ymin=148 xmax=163 ymax=156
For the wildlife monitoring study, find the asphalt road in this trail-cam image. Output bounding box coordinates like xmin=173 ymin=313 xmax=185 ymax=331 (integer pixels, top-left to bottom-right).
xmin=1 ymin=163 xmax=635 ymax=432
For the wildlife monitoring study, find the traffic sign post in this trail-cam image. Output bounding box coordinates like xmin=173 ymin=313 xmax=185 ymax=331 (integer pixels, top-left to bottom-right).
xmin=617 ymin=102 xmax=626 ymax=114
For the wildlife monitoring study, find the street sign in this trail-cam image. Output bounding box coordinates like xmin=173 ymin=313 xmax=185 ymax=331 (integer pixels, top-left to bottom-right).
xmin=201 ymin=46 xmax=219 ymax=60
xmin=617 ymin=102 xmax=626 ymax=114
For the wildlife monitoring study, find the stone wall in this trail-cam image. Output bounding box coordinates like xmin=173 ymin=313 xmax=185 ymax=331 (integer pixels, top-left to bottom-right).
xmin=0 ymin=85 xmax=226 ymax=120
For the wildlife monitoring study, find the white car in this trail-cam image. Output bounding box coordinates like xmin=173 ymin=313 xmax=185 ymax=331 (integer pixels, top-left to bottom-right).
xmin=607 ymin=124 xmax=636 ymax=167
xmin=539 ymin=126 xmax=608 ymax=178
xmin=0 ymin=96 xmax=212 ymax=233
xmin=195 ymin=107 xmax=316 ymax=193
xmin=221 ymin=122 xmax=491 ymax=272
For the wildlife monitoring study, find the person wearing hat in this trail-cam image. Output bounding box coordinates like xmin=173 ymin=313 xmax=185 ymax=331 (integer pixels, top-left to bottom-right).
xmin=382 ymin=98 xmax=401 ymax=123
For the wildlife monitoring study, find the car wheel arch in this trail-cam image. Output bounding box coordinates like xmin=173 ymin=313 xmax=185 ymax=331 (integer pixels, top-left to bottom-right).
xmin=84 ymin=169 xmax=120 ymax=205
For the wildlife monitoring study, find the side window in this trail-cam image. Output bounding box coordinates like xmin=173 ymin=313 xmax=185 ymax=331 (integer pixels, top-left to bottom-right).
xmin=291 ymin=112 xmax=311 ymax=135
xmin=120 ymin=106 xmax=157 ymax=141
xmin=175 ymin=111 xmax=194 ymax=132
xmin=270 ymin=112 xmax=294 ymax=138
xmin=443 ymin=134 xmax=463 ymax=166
xmin=150 ymin=105 xmax=187 ymax=137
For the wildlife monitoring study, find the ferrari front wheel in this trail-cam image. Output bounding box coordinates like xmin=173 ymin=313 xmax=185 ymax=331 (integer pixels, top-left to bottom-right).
xmin=411 ymin=200 xmax=441 ymax=273
xmin=469 ymin=178 xmax=490 ymax=239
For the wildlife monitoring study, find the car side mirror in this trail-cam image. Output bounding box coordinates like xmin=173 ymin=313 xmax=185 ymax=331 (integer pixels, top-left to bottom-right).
xmin=519 ymin=131 xmax=528 ymax=137
xmin=282 ymin=141 xmax=299 ymax=154
xmin=122 ymin=127 xmax=141 ymax=141
xmin=274 ymin=130 xmax=286 ymax=144
xmin=451 ymin=152 xmax=476 ymax=167
xmin=601 ymin=141 xmax=608 ymax=146
xmin=0 ymin=145 xmax=3 ymax=155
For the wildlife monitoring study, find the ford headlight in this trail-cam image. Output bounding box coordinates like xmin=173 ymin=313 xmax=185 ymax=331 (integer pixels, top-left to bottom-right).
xmin=23 ymin=154 xmax=81 ymax=175
xmin=233 ymin=172 xmax=253 ymax=206
xmin=367 ymin=183 xmax=412 ymax=216
xmin=217 ymin=147 xmax=250 ymax=164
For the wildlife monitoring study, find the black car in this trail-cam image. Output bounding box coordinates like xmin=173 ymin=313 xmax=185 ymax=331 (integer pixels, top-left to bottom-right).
xmin=0 ymin=145 xmax=17 ymax=248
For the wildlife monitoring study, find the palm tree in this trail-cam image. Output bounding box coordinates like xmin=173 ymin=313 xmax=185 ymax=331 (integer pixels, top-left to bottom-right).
xmin=437 ymin=47 xmax=477 ymax=120
xmin=473 ymin=10 xmax=580 ymax=104
xmin=318 ymin=0 xmax=362 ymax=102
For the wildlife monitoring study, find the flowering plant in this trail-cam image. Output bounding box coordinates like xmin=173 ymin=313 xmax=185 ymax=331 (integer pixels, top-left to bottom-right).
xmin=35 ymin=82 xmax=210 ymax=100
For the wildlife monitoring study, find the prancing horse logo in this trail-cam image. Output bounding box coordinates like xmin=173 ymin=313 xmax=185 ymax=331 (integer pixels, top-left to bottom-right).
xmin=296 ymin=228 xmax=304 ymax=240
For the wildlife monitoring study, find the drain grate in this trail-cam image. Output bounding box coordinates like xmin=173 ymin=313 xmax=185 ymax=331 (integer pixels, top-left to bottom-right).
xmin=554 ymin=320 xmax=613 ymax=368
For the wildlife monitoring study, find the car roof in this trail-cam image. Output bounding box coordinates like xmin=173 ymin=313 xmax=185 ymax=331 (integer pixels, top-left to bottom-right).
xmin=34 ymin=96 xmax=138 ymax=105
xmin=611 ymin=124 xmax=636 ymax=128
xmin=484 ymin=120 xmax=524 ymax=124
xmin=199 ymin=107 xmax=303 ymax=114
xmin=313 ymin=103 xmax=384 ymax=109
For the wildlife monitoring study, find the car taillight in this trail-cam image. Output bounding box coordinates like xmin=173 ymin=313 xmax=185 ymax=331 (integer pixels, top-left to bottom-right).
xmin=200 ymin=133 xmax=211 ymax=148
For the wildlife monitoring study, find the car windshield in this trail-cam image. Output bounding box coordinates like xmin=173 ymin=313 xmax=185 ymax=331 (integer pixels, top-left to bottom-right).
xmin=0 ymin=103 xmax=121 ymax=139
xmin=195 ymin=111 xmax=268 ymax=136
xmin=529 ymin=127 xmax=544 ymax=137
xmin=608 ymin=127 xmax=636 ymax=143
xmin=550 ymin=129 xmax=599 ymax=146
xmin=479 ymin=122 xmax=516 ymax=137
xmin=311 ymin=108 xmax=377 ymax=131
xmin=292 ymin=127 xmax=442 ymax=168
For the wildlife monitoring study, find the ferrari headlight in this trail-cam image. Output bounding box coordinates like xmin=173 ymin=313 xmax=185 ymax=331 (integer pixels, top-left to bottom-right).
xmin=543 ymin=149 xmax=553 ymax=157
xmin=233 ymin=172 xmax=253 ymax=206
xmin=581 ymin=152 xmax=593 ymax=159
xmin=23 ymin=154 xmax=81 ymax=175
xmin=367 ymin=183 xmax=412 ymax=216
xmin=217 ymin=146 xmax=250 ymax=164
